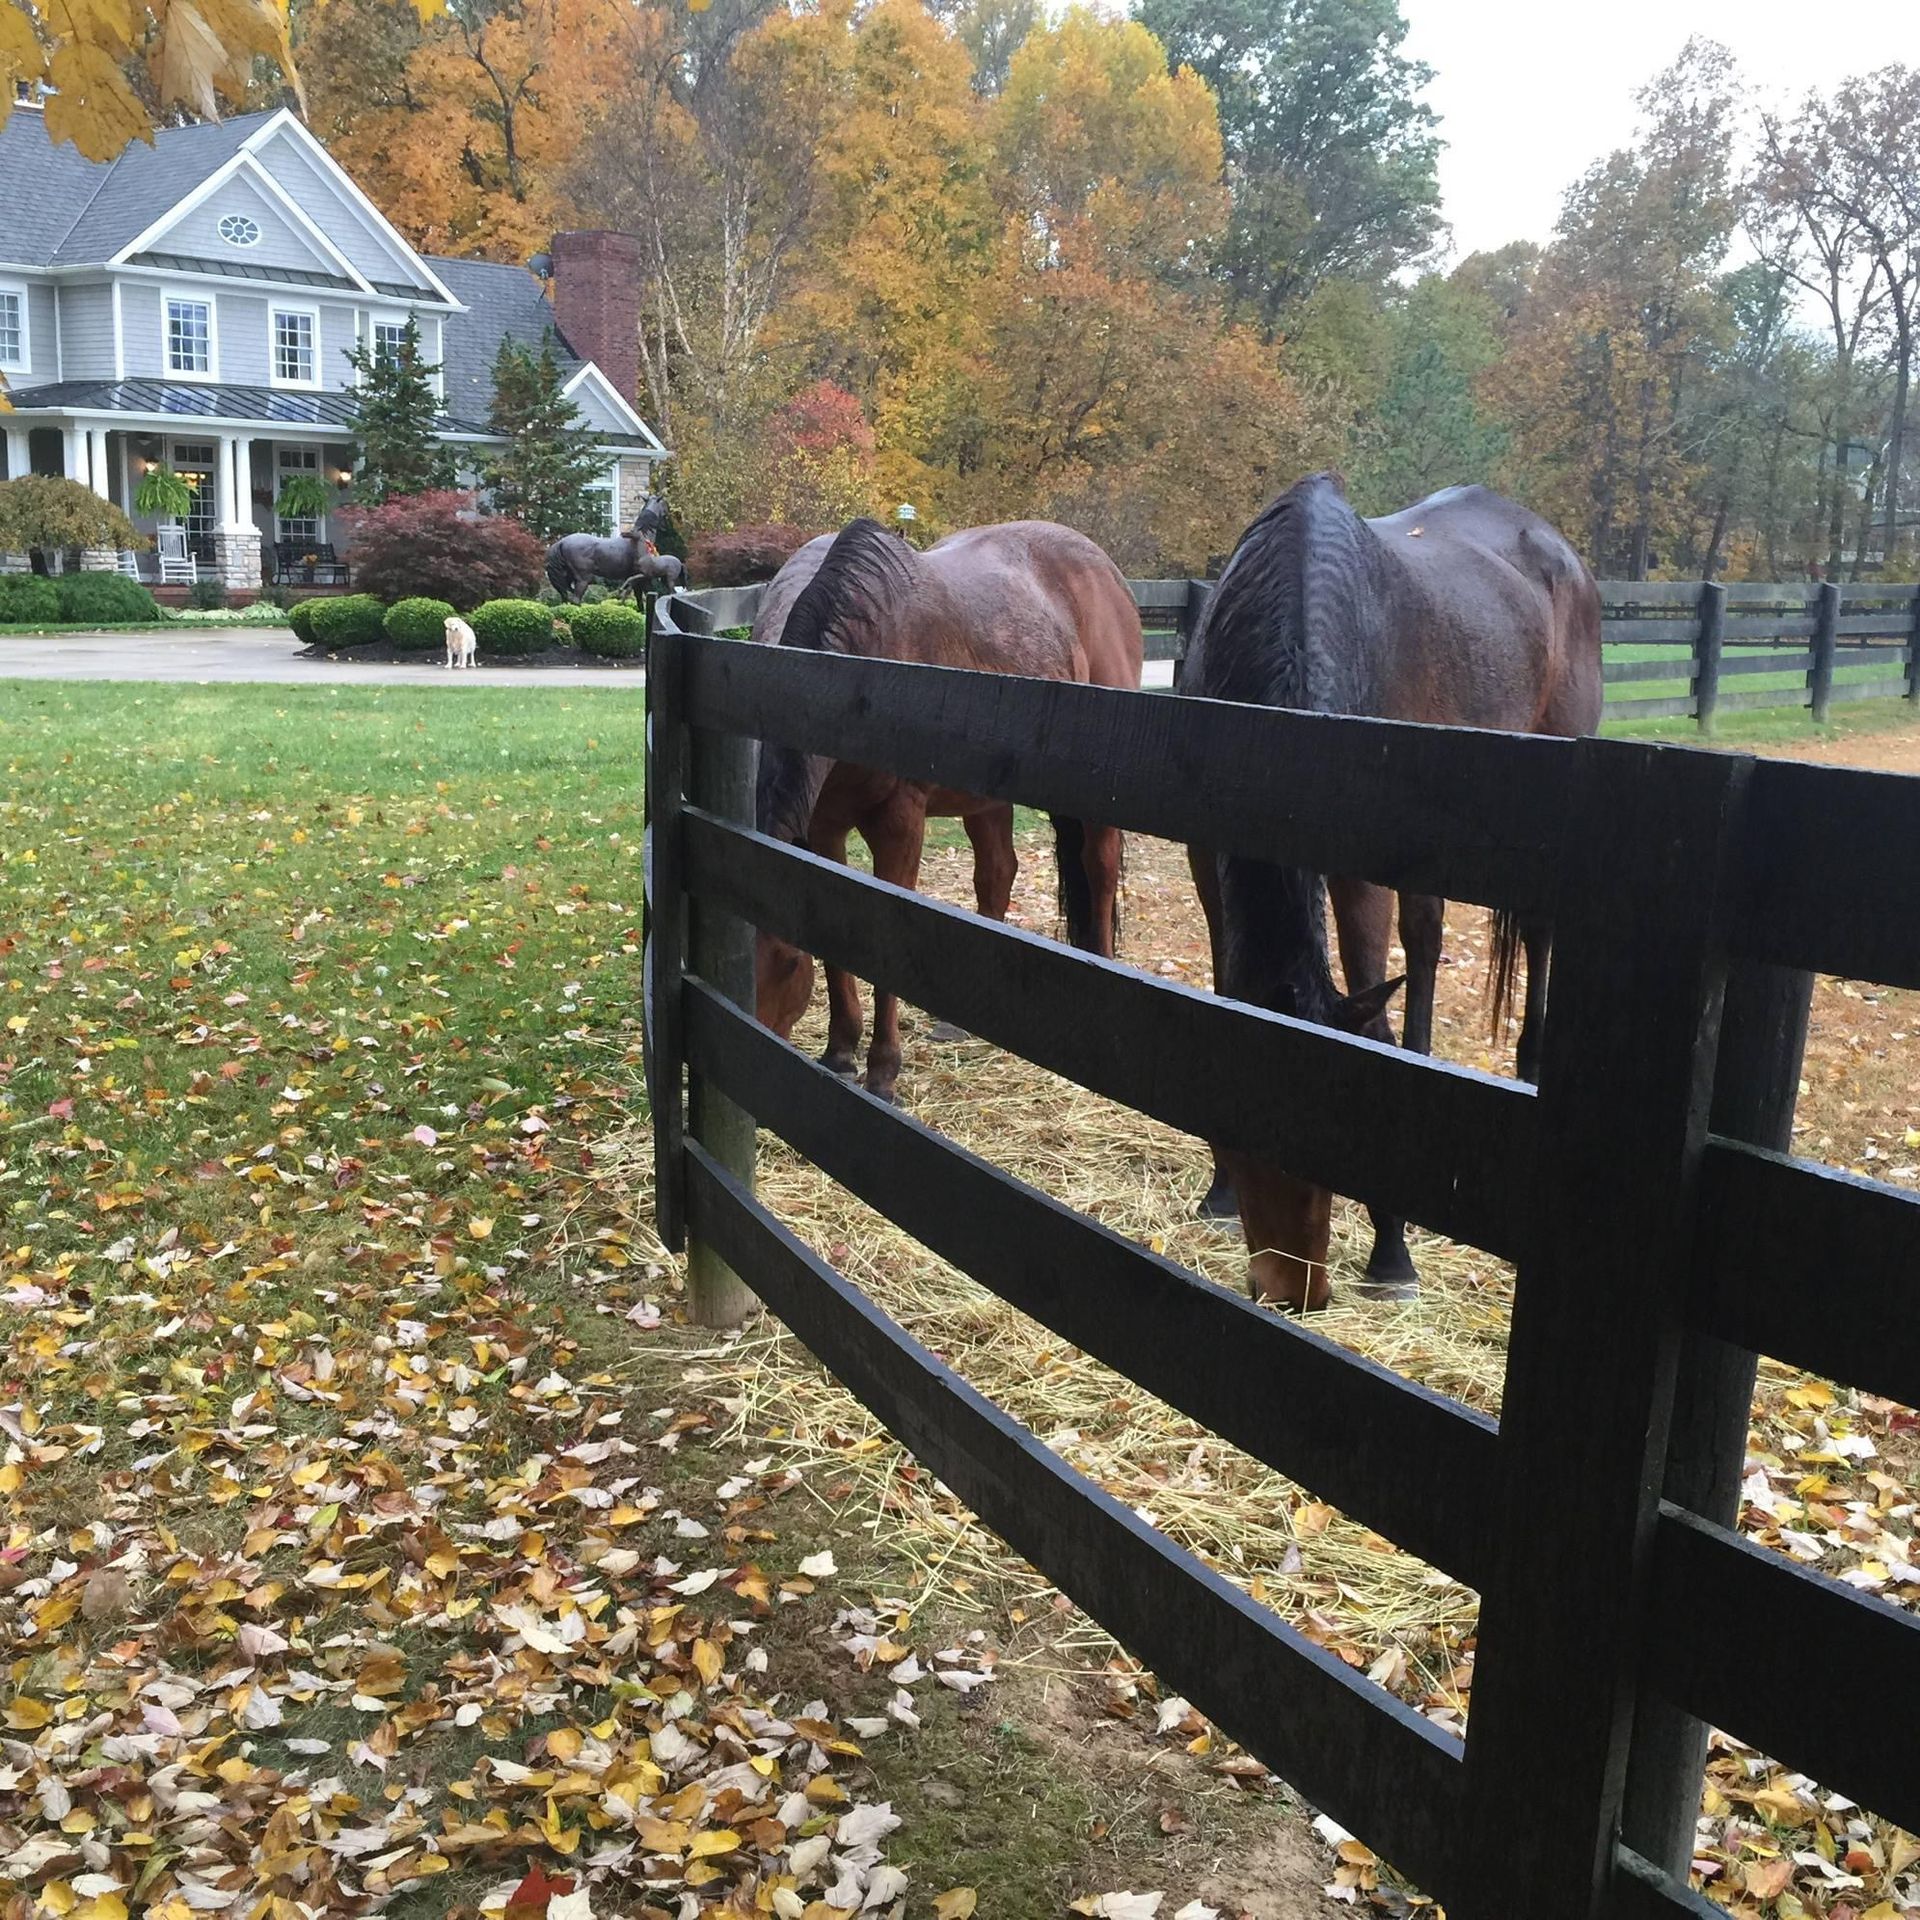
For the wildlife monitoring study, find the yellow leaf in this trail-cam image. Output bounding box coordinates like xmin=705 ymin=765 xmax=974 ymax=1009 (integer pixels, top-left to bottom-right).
xmin=467 ymin=1216 xmax=494 ymax=1240
xmin=689 ymin=1828 xmax=743 ymax=1859
xmin=40 ymin=1884 xmax=76 ymax=1917
xmin=933 ymin=1892 xmax=977 ymax=1920
xmin=73 ymin=1897 xmax=129 ymax=1920
xmin=5 ymin=1696 xmax=51 ymax=1730
xmin=804 ymin=1777 xmax=847 ymax=1807
xmin=692 ymin=1637 xmax=724 ymax=1685
xmin=43 ymin=42 xmax=147 ymax=161
xmin=546 ymin=1726 xmax=582 ymax=1761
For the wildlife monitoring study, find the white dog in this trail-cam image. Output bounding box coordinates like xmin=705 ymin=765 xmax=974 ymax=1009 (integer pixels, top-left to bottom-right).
xmin=444 ymin=614 xmax=478 ymax=670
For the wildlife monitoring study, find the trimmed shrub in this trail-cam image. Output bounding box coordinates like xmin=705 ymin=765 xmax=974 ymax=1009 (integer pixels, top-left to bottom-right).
xmin=54 ymin=573 xmax=162 ymax=624
xmin=186 ymin=577 xmax=228 ymax=611
xmin=335 ymin=490 xmax=543 ymax=609
xmin=470 ymin=598 xmax=553 ymax=656
xmin=385 ymin=596 xmax=457 ymax=650
xmin=0 ymin=574 xmax=62 ymax=624
xmin=567 ymin=600 xmax=647 ymax=659
xmin=687 ymin=524 xmax=812 ymax=588
xmin=288 ymin=599 xmax=321 ymax=646
xmin=308 ymin=593 xmax=387 ymax=649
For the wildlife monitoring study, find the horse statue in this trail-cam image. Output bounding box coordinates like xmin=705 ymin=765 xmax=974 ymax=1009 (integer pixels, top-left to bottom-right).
xmin=1182 ymin=474 xmax=1602 ymax=1312
xmin=622 ymin=550 xmax=687 ymax=597
xmin=754 ymin=517 xmax=1143 ymax=1104
xmin=545 ymin=491 xmax=669 ymax=602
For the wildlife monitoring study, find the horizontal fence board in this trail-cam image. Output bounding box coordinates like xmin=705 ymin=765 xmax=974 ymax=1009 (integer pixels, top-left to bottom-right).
xmin=672 ymin=586 xmax=766 ymax=634
xmin=1602 ymin=694 xmax=1697 ymax=719
xmin=1838 ymin=585 xmax=1919 ymax=605
xmin=1143 ymin=633 xmax=1181 ymax=662
xmin=1834 ymin=613 xmax=1915 ymax=637
xmin=1833 ymin=642 xmax=1910 ymax=663
xmin=1693 ymin=1141 xmax=1920 ymax=1407
xmin=683 ymin=809 xmax=1536 ymax=1262
xmin=1609 ymin=1849 xmax=1725 ymax=1920
xmin=1716 ymin=651 xmax=1812 ymax=678
xmin=1596 ymin=581 xmax=1707 ymax=606
xmin=1722 ymin=583 xmax=1819 ymax=607
xmin=1603 ymin=657 xmax=1700 ymax=685
xmin=672 ymin=631 xmax=1569 ymax=917
xmin=1712 ymin=686 xmax=1812 ymax=713
xmin=1734 ymin=760 xmax=1920 ymax=987
xmin=1642 ymin=1505 xmax=1920 ymax=1835
xmin=683 ymin=1144 xmax=1468 ymax=1890
xmin=1127 ymin=578 xmax=1192 ymax=611
xmin=1827 ymin=676 xmax=1912 ymax=704
xmin=1722 ymin=615 xmax=1819 ymax=639
xmin=1601 ymin=620 xmax=1699 ymax=643
xmin=684 ymin=979 xmax=1499 ymax=1585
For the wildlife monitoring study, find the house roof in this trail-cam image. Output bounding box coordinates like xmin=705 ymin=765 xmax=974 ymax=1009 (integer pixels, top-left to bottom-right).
xmin=1 ymin=376 xmax=493 ymax=437
xmin=424 ymin=255 xmax=580 ymax=425
xmin=0 ymin=106 xmax=277 ymax=269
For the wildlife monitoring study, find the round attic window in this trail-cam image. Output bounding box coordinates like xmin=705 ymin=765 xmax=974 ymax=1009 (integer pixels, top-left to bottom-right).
xmin=217 ymin=213 xmax=261 ymax=248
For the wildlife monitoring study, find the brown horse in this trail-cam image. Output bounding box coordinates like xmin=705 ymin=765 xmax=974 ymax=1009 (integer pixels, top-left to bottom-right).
xmin=755 ymin=516 xmax=1143 ymax=1101
xmin=1183 ymin=475 xmax=1602 ymax=1311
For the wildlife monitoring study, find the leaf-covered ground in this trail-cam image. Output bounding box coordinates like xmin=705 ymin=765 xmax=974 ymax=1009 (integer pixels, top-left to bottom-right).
xmin=0 ymin=684 xmax=1331 ymax=1920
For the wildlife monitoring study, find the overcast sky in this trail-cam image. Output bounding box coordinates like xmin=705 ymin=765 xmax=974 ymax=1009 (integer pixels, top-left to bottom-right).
xmin=1402 ymin=0 xmax=1920 ymax=264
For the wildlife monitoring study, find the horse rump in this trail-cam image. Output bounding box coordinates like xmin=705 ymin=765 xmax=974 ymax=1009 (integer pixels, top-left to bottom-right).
xmin=544 ymin=543 xmax=572 ymax=601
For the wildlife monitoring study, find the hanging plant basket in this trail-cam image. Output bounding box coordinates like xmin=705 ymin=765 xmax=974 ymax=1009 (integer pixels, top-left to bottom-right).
xmin=134 ymin=464 xmax=194 ymax=521
xmin=274 ymin=474 xmax=332 ymax=521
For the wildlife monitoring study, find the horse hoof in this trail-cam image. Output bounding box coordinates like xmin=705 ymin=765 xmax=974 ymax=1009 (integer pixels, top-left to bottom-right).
xmin=926 ymin=1020 xmax=971 ymax=1044
xmin=1350 ymin=1276 xmax=1420 ymax=1303
xmin=862 ymin=1082 xmax=900 ymax=1107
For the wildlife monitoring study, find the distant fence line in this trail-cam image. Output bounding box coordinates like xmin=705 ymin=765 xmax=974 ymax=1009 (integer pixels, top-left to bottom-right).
xmin=678 ymin=576 xmax=1920 ymax=728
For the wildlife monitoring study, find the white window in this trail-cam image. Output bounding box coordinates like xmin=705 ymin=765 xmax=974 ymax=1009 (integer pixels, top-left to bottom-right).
xmin=167 ymin=296 xmax=212 ymax=376
xmin=171 ymin=442 xmax=217 ymax=550
xmin=581 ymin=467 xmax=617 ymax=536
xmin=217 ymin=213 xmax=260 ymax=248
xmin=276 ymin=445 xmax=323 ymax=543
xmin=0 ymin=286 xmax=23 ymax=369
xmin=372 ymin=318 xmax=409 ymax=365
xmin=273 ymin=308 xmax=316 ymax=385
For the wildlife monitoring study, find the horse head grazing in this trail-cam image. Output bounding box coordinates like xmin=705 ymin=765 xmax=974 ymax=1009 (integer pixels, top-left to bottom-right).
xmin=1185 ymin=473 xmax=1399 ymax=1310
xmin=753 ymin=520 xmax=916 ymax=1041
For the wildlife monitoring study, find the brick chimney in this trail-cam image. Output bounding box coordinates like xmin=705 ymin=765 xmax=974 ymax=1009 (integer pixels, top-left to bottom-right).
xmin=549 ymin=230 xmax=642 ymax=411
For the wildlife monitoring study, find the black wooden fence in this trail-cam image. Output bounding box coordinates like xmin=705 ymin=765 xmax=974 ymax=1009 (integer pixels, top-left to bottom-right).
xmin=675 ymin=576 xmax=1920 ymax=728
xmin=643 ymin=584 xmax=1920 ymax=1920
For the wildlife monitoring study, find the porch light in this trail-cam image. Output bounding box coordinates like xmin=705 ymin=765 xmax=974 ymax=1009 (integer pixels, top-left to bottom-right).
xmin=895 ymin=503 xmax=917 ymax=524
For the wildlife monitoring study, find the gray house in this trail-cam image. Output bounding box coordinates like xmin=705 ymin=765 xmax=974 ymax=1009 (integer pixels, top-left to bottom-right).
xmin=0 ymin=99 xmax=667 ymax=588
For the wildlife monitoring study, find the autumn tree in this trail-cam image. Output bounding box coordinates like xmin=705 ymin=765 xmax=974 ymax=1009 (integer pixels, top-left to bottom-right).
xmin=1135 ymin=0 xmax=1440 ymax=330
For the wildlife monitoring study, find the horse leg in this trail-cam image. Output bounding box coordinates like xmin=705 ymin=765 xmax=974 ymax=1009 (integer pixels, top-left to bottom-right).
xmin=1324 ymin=876 xmax=1422 ymax=1299
xmin=928 ymin=805 xmax=1017 ymax=1044
xmin=1515 ymin=923 xmax=1552 ymax=1086
xmin=1189 ymin=847 xmax=1238 ymax=1222
xmin=1080 ymin=823 xmax=1124 ymax=960
xmin=810 ymin=821 xmax=864 ymax=1077
xmin=861 ymin=800 xmax=929 ymax=1103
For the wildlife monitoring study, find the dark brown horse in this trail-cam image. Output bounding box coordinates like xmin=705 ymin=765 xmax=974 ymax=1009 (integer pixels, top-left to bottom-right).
xmin=755 ymin=516 xmax=1143 ymax=1101
xmin=1183 ymin=475 xmax=1602 ymax=1311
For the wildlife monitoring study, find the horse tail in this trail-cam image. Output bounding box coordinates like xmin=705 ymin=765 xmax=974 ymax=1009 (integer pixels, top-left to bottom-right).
xmin=1489 ymin=907 xmax=1523 ymax=1041
xmin=545 ymin=545 xmax=570 ymax=600
xmin=1050 ymin=816 xmax=1122 ymax=951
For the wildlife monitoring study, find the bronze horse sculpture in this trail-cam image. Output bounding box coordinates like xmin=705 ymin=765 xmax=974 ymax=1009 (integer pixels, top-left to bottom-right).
xmin=754 ymin=517 xmax=1143 ymax=1103
xmin=1183 ymin=475 xmax=1602 ymax=1311
xmin=545 ymin=492 xmax=669 ymax=602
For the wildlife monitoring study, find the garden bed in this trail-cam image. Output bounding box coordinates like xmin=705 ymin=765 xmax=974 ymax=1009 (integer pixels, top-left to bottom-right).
xmin=297 ymin=638 xmax=644 ymax=668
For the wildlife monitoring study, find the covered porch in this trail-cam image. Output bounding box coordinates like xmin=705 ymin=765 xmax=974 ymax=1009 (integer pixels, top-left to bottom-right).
xmin=1 ymin=416 xmax=359 ymax=592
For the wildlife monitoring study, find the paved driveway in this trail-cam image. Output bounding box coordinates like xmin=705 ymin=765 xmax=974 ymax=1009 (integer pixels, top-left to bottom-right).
xmin=2 ymin=628 xmax=1180 ymax=692
xmin=0 ymin=628 xmax=650 ymax=687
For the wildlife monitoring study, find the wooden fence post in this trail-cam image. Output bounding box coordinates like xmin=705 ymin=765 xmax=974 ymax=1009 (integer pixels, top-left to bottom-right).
xmin=1907 ymin=584 xmax=1920 ymax=704
xmin=1809 ymin=581 xmax=1839 ymax=725
xmin=1457 ymin=740 xmax=1748 ymax=1919
xmin=1174 ymin=578 xmax=1211 ymax=689
xmin=685 ymin=714 xmax=763 ymax=1327
xmin=643 ymin=624 xmax=688 ymax=1253
xmin=1693 ymin=581 xmax=1726 ymax=732
xmin=1618 ymin=956 xmax=1814 ymax=1877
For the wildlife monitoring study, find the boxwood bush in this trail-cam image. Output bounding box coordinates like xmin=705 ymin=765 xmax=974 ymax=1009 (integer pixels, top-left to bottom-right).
xmin=470 ymin=598 xmax=553 ymax=656
xmin=0 ymin=574 xmax=62 ymax=625
xmin=54 ymin=573 xmax=161 ymax=624
xmin=288 ymin=599 xmax=321 ymax=646
xmin=308 ymin=593 xmax=387 ymax=649
xmin=567 ymin=600 xmax=647 ymax=659
xmin=385 ymin=596 xmax=456 ymax=650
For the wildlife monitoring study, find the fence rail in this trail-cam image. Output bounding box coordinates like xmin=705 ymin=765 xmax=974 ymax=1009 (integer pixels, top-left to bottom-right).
xmin=679 ymin=573 xmax=1920 ymax=728
xmin=644 ymin=582 xmax=1920 ymax=1919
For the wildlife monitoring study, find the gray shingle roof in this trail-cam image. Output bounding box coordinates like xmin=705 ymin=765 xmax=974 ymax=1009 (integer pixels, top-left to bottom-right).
xmin=0 ymin=105 xmax=277 ymax=268
xmin=3 ymin=377 xmax=492 ymax=436
xmin=424 ymin=255 xmax=582 ymax=425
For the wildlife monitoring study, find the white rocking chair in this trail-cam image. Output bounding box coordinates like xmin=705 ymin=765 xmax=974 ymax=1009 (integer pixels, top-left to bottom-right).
xmin=156 ymin=524 xmax=198 ymax=585
xmin=116 ymin=549 xmax=143 ymax=581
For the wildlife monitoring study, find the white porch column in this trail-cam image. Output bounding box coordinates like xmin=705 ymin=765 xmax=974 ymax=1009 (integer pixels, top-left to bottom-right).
xmin=213 ymin=432 xmax=237 ymax=528
xmin=63 ymin=425 xmax=84 ymax=482
xmin=211 ymin=432 xmax=262 ymax=594
xmin=4 ymin=425 xmax=28 ymax=482
xmin=88 ymin=427 xmax=112 ymax=503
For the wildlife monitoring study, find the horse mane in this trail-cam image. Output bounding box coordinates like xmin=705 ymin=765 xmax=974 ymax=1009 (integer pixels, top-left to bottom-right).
xmin=1188 ymin=473 xmax=1380 ymax=1025
xmin=756 ymin=518 xmax=916 ymax=845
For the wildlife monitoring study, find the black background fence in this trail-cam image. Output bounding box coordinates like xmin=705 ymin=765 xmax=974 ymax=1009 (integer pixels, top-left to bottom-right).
xmin=644 ymin=584 xmax=1920 ymax=1919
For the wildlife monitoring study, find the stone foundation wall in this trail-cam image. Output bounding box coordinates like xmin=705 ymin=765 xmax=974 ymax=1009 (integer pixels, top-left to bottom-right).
xmin=213 ymin=528 xmax=262 ymax=591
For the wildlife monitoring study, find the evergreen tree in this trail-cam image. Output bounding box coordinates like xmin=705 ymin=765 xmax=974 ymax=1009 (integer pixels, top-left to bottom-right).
xmin=482 ymin=334 xmax=611 ymax=540
xmin=343 ymin=317 xmax=457 ymax=503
